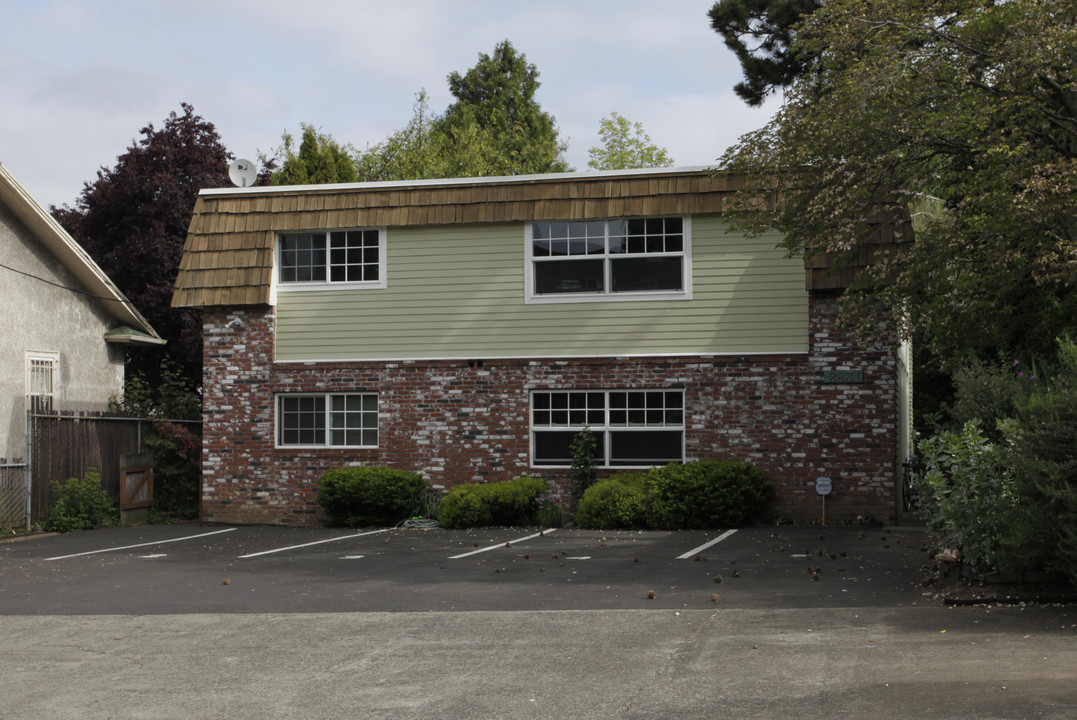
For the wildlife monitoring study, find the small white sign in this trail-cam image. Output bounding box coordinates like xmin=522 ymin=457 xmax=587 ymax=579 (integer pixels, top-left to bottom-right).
xmin=815 ymin=477 xmax=833 ymax=496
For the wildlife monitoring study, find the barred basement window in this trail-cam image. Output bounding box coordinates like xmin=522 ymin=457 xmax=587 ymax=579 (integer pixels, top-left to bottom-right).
xmin=27 ymin=354 xmax=57 ymax=414
xmin=531 ymin=389 xmax=684 ymax=467
xmin=276 ymin=393 xmax=378 ymax=447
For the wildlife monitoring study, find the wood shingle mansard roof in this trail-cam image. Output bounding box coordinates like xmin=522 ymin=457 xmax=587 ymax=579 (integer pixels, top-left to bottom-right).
xmin=172 ymin=167 xmax=906 ymax=309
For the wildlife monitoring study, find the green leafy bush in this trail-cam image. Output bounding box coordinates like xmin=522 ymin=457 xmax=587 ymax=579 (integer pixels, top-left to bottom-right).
xmin=569 ymin=428 xmax=598 ymax=503
xmin=574 ymin=473 xmax=650 ymax=529
xmin=575 ymin=460 xmax=773 ymax=530
xmin=145 ymin=421 xmax=201 ymax=522
xmin=920 ymin=338 xmax=1077 ymax=585
xmin=316 ymin=466 xmax=425 ymax=527
xmin=918 ymin=421 xmax=1022 ymax=574
xmin=645 ymin=460 xmax=773 ymax=530
xmin=45 ymin=468 xmax=118 ymax=533
xmin=439 ymin=476 xmax=547 ymax=528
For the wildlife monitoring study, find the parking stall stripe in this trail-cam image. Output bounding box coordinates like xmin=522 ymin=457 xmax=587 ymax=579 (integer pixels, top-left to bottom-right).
xmin=448 ymin=528 xmax=558 ymax=559
xmin=237 ymin=528 xmax=391 ymax=558
xmin=676 ymin=529 xmax=738 ymax=559
xmin=44 ymin=528 xmax=237 ymax=561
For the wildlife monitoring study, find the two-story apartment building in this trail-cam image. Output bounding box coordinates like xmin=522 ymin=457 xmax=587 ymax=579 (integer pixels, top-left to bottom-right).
xmin=172 ymin=167 xmax=911 ymax=526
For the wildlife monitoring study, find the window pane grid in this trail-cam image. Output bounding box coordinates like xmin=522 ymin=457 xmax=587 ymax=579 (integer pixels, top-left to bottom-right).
xmin=532 ymin=389 xmax=684 ymax=467
xmin=279 ymin=393 xmax=377 ymax=447
xmin=280 ymin=229 xmax=380 ymax=284
xmin=533 ymin=217 xmax=684 ymax=296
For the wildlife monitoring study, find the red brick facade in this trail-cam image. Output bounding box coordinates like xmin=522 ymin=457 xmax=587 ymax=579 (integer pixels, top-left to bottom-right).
xmin=200 ymin=295 xmax=898 ymax=526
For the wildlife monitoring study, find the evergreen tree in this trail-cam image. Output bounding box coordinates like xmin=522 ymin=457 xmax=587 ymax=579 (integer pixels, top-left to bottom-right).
xmin=438 ymin=40 xmax=570 ymax=175
xmin=271 ymin=123 xmax=357 ymax=185
xmin=708 ymin=0 xmax=821 ymax=106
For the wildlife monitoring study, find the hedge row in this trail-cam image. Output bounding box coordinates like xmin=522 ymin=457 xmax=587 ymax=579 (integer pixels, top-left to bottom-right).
xmin=575 ymin=460 xmax=773 ymax=530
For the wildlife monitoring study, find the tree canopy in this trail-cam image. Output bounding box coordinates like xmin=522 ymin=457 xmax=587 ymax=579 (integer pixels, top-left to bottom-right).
xmin=271 ymin=124 xmax=358 ymax=185
xmin=587 ymin=113 xmax=674 ymax=171
xmin=52 ymin=103 xmax=232 ymax=386
xmin=719 ymin=0 xmax=1077 ymax=365
xmin=351 ymin=40 xmax=570 ymax=181
xmin=708 ymin=0 xmax=821 ymax=106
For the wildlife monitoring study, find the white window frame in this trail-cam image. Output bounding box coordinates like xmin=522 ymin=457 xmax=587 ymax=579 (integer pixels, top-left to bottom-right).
xmin=524 ymin=216 xmax=692 ymax=304
xmin=275 ymin=228 xmax=388 ymax=292
xmin=275 ymin=393 xmax=379 ymax=449
xmin=530 ymin=389 xmax=685 ymax=468
xmin=26 ymin=352 xmax=58 ymax=414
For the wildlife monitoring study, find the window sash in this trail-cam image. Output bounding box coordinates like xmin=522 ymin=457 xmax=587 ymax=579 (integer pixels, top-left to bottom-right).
xmin=531 ymin=389 xmax=684 ymax=467
xmin=531 ymin=217 xmax=686 ymax=297
xmin=278 ymin=229 xmax=381 ymax=285
xmin=277 ymin=393 xmax=378 ymax=447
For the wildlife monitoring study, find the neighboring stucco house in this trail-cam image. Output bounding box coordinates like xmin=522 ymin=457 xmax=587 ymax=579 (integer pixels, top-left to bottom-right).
xmin=0 ymin=163 xmax=164 ymax=463
xmin=172 ymin=167 xmax=911 ymax=526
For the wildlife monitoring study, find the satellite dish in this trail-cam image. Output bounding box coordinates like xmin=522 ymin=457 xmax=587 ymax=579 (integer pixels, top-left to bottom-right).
xmin=228 ymin=159 xmax=258 ymax=188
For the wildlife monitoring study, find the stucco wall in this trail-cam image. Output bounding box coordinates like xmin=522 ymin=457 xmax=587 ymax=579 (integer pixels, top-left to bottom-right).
xmin=199 ymin=296 xmax=898 ymax=526
xmin=0 ymin=202 xmax=125 ymax=460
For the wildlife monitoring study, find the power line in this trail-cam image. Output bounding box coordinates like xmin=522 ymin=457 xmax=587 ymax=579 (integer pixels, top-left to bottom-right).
xmin=0 ymin=261 xmax=121 ymax=302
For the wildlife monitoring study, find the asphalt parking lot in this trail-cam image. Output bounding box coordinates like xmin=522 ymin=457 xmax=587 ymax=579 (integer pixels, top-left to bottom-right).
xmin=1 ymin=523 xmax=932 ymax=614
xmin=3 ymin=524 xmax=1076 ymax=720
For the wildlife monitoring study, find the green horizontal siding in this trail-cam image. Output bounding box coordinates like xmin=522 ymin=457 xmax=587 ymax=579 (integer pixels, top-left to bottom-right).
xmin=275 ymin=216 xmax=807 ymax=361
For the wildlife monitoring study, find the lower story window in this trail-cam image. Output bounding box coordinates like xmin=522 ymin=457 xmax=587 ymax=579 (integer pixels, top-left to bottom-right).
xmin=531 ymin=389 xmax=684 ymax=467
xmin=277 ymin=393 xmax=378 ymax=447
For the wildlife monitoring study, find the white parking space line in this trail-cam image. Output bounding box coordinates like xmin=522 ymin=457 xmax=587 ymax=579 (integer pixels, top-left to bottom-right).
xmin=448 ymin=528 xmax=558 ymax=559
xmin=237 ymin=528 xmax=390 ymax=558
xmin=676 ymin=529 xmax=738 ymax=559
xmin=44 ymin=528 xmax=237 ymax=561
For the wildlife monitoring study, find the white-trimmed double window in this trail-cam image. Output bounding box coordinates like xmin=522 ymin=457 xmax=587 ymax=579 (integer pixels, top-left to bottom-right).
xmin=277 ymin=229 xmax=386 ymax=288
xmin=526 ymin=216 xmax=690 ymax=302
xmin=531 ymin=389 xmax=684 ymax=467
xmin=27 ymin=352 xmax=57 ymax=413
xmin=276 ymin=393 xmax=378 ymax=448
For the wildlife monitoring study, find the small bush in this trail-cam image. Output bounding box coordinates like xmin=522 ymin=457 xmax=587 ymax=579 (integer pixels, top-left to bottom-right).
xmin=439 ymin=477 xmax=547 ymax=528
xmin=45 ymin=468 xmax=118 ymax=533
xmin=575 ymin=473 xmax=650 ymax=529
xmin=316 ymin=466 xmax=425 ymax=527
xmin=646 ymin=460 xmax=773 ymax=529
xmin=918 ymin=421 xmax=1022 ymax=575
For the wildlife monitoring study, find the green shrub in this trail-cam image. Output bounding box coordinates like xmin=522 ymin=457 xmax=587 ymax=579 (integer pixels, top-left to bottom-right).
xmin=645 ymin=460 xmax=773 ymax=530
xmin=569 ymin=428 xmax=598 ymax=504
xmin=575 ymin=473 xmax=650 ymax=529
xmin=146 ymin=421 xmax=201 ymax=522
xmin=316 ymin=466 xmax=425 ymax=527
xmin=44 ymin=468 xmax=118 ymax=533
xmin=918 ymin=421 xmax=1022 ymax=574
xmin=439 ymin=476 xmax=547 ymax=528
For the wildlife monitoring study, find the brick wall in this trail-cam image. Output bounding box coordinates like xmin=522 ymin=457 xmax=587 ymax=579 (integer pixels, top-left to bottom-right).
xmin=200 ymin=295 xmax=898 ymax=526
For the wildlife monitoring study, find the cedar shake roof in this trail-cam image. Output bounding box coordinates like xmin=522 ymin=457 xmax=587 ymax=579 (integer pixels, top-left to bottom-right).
xmin=172 ymin=167 xmax=907 ymax=308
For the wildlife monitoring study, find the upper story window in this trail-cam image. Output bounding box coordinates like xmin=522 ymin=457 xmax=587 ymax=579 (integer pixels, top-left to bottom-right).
xmin=526 ymin=216 xmax=690 ymax=303
xmin=277 ymin=229 xmax=386 ymax=289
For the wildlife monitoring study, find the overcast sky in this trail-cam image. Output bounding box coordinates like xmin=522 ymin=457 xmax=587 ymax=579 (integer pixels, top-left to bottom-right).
xmin=1 ymin=0 xmax=780 ymax=211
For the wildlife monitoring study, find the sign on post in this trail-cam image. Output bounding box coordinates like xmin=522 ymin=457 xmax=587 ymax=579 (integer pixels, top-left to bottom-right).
xmin=815 ymin=476 xmax=833 ymax=523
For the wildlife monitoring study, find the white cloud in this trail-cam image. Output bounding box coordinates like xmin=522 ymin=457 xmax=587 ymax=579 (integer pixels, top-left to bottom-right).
xmin=0 ymin=0 xmax=779 ymax=208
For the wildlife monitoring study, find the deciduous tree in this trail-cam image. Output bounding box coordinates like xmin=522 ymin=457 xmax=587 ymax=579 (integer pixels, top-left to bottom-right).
xmin=720 ymin=0 xmax=1077 ymax=365
xmin=52 ymin=103 xmax=232 ymax=387
xmin=587 ymin=113 xmax=674 ymax=170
